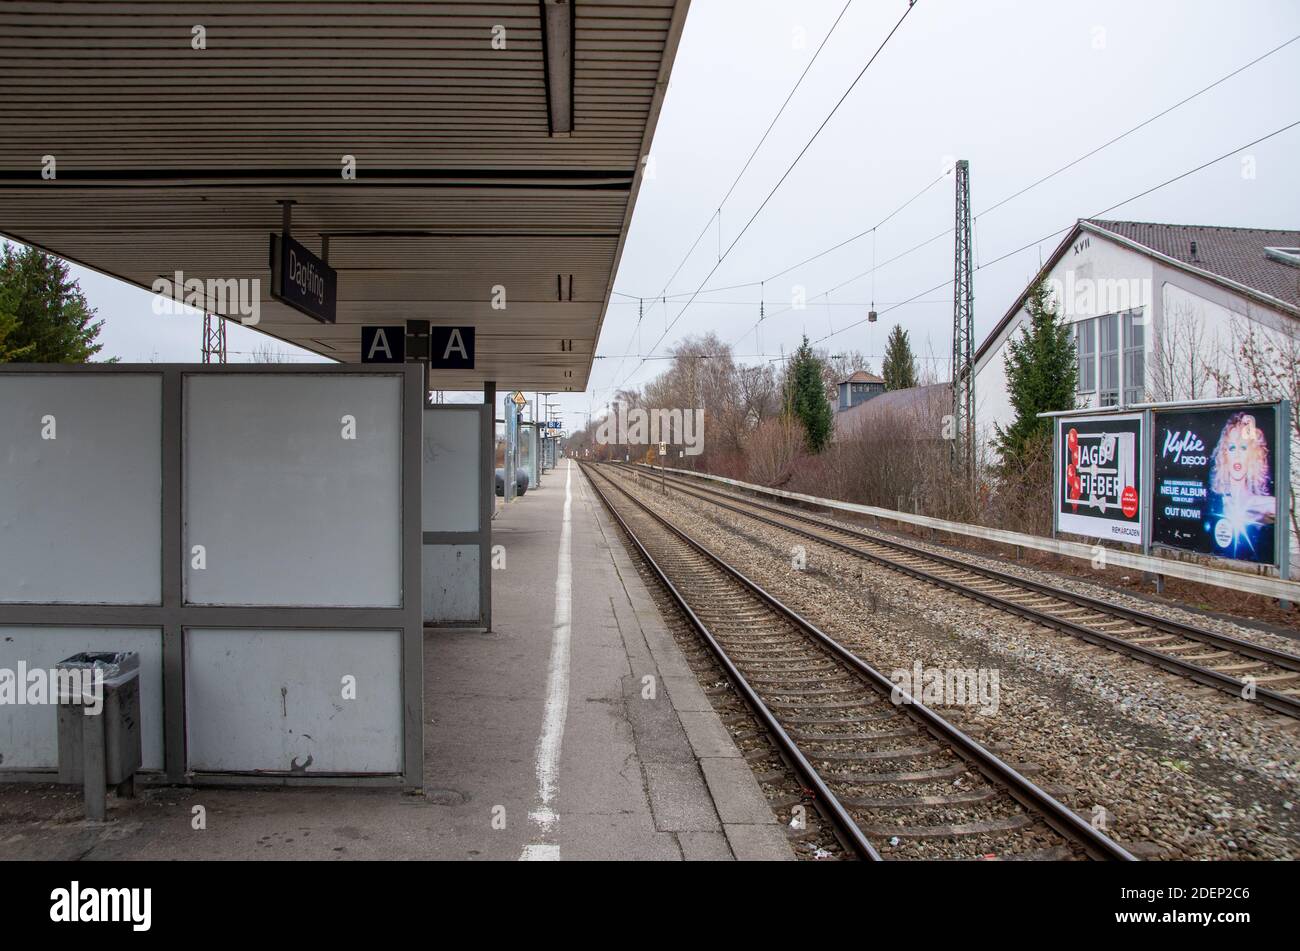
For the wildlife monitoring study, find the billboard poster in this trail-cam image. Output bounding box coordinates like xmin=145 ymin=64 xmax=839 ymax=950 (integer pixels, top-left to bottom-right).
xmin=1152 ymin=404 xmax=1279 ymax=565
xmin=1056 ymin=414 xmax=1144 ymax=544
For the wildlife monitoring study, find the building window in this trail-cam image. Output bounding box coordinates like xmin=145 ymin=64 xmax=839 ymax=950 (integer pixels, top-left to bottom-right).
xmin=1074 ymin=318 xmax=1096 ymax=394
xmin=1123 ymin=309 xmax=1144 ymax=406
xmin=1098 ymin=313 xmax=1119 ymax=406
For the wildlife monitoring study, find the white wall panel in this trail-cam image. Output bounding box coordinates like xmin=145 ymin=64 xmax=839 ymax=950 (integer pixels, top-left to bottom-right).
xmin=975 ymin=238 xmax=1154 ymax=442
xmin=422 ymin=545 xmax=480 ymax=623
xmin=422 ymin=408 xmax=480 ymax=532
xmin=0 ymin=374 xmax=161 ymax=604
xmin=185 ymin=628 xmax=402 ymax=774
xmin=0 ymin=627 xmax=164 ymax=770
xmin=184 ymin=374 xmax=402 ymax=607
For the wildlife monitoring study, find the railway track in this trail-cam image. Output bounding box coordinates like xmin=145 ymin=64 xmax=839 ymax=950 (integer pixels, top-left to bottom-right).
xmin=582 ymin=462 xmax=1135 ymax=861
xmin=613 ymin=463 xmax=1300 ymax=720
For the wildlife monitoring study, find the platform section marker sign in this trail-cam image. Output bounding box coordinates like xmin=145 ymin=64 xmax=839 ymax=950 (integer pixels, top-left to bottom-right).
xmin=360 ymin=322 xmax=474 ymax=370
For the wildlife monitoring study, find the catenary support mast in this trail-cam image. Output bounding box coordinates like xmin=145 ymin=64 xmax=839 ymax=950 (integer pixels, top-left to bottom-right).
xmin=201 ymin=312 xmax=227 ymax=363
xmin=952 ymin=159 xmax=974 ymax=482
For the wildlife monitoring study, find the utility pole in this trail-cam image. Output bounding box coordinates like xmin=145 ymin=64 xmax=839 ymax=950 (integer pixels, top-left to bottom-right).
xmin=951 ymin=159 xmax=975 ymax=484
xmin=201 ymin=312 xmax=227 ymax=363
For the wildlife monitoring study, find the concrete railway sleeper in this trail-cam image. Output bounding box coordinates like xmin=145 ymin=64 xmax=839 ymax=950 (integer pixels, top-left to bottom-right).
xmin=582 ymin=463 xmax=1135 ymax=862
xmin=617 ymin=464 xmax=1300 ymax=720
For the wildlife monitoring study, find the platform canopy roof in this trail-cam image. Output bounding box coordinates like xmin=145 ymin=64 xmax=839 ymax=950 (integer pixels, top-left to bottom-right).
xmin=0 ymin=0 xmax=689 ymax=390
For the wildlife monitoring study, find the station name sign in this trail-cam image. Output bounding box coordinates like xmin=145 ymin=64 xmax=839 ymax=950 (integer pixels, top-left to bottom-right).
xmin=361 ymin=321 xmax=474 ymax=370
xmin=269 ymin=233 xmax=337 ymax=324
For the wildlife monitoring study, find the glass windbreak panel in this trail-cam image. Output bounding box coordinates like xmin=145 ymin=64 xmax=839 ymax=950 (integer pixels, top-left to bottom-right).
xmin=185 ymin=628 xmax=401 ymax=774
xmin=423 ymin=408 xmax=480 ymax=533
xmin=0 ymin=626 xmax=164 ymax=769
xmin=0 ymin=374 xmax=162 ymax=604
xmin=184 ymin=374 xmax=402 ymax=607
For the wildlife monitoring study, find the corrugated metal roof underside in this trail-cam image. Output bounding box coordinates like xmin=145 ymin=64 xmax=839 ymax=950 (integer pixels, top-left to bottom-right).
xmin=0 ymin=0 xmax=688 ymax=390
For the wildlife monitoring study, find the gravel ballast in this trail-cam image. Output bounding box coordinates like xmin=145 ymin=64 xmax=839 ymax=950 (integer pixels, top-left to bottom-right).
xmin=606 ymin=466 xmax=1300 ymax=860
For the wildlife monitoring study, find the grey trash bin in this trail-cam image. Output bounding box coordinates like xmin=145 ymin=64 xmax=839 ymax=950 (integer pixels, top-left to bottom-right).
xmin=55 ymin=651 xmax=142 ymax=818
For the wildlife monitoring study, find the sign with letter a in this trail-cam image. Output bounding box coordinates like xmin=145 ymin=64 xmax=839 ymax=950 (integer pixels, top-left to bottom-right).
xmin=429 ymin=326 xmax=475 ymax=370
xmin=360 ymin=325 xmax=405 ymax=364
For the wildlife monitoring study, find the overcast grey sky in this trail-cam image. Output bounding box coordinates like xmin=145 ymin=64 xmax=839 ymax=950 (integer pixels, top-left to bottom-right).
xmin=55 ymin=0 xmax=1300 ymax=430
xmin=585 ymin=0 xmax=1300 ymax=424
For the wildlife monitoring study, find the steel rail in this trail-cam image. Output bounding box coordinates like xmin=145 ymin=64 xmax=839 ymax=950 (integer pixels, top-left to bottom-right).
xmin=625 ymin=462 xmax=1300 ymax=601
xmin=585 ymin=463 xmax=1135 ymax=862
xmin=637 ymin=465 xmax=1300 ymax=671
xmin=620 ymin=464 xmax=1300 ymax=720
xmin=583 ymin=466 xmax=880 ymax=859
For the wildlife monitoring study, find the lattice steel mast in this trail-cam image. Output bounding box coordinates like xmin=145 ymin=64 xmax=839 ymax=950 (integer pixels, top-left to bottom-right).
xmin=951 ymin=159 xmax=974 ymax=481
xmin=201 ymin=312 xmax=227 ymax=363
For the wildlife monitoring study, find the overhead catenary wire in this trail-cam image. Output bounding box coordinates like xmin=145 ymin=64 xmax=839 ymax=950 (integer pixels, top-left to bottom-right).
xmin=601 ymin=123 xmax=1280 ymax=379
xmin=745 ymin=34 xmax=1300 ymax=341
xmin=729 ymin=169 xmax=952 ymax=345
xmin=609 ymin=163 xmax=950 ymax=306
xmin=976 ymin=31 xmax=1300 ymax=221
xmin=615 ymin=31 xmax=1300 ymax=344
xmin=807 ymin=117 xmax=1300 ymax=349
xmin=607 ymin=298 xmax=951 ymax=306
xmin=594 ymin=351 xmax=909 ymax=362
xmin=741 ymin=223 xmax=954 ymax=333
xmin=602 ymin=0 xmax=858 ymax=389
xmin=775 ymin=168 xmax=949 ymax=286
xmin=614 ymin=0 xmax=922 ymax=392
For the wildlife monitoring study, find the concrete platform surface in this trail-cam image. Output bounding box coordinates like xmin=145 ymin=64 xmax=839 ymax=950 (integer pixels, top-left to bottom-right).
xmin=0 ymin=460 xmax=792 ymax=861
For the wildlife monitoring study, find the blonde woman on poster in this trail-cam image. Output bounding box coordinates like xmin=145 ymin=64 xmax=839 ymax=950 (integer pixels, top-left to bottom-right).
xmin=1209 ymin=412 xmax=1275 ymax=558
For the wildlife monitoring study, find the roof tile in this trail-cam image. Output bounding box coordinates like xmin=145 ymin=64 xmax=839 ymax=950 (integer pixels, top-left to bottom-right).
xmin=1087 ymin=219 xmax=1300 ymax=310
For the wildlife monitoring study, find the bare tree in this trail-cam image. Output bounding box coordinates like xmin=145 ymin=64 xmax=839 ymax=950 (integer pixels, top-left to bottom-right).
xmin=734 ymin=362 xmax=780 ymax=430
xmin=249 ymin=341 xmax=294 ymax=364
xmin=918 ymin=335 xmax=944 ymax=386
xmin=745 ymin=416 xmax=804 ymax=486
xmin=813 ymin=384 xmax=982 ymax=521
xmin=1149 ymin=296 xmax=1222 ymax=402
xmin=1209 ymin=314 xmax=1300 ymax=572
xmin=818 ymin=349 xmax=875 ymax=393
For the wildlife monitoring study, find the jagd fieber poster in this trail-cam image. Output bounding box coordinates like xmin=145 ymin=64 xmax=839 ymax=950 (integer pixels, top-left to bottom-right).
xmin=1056 ymin=414 xmax=1144 ymax=544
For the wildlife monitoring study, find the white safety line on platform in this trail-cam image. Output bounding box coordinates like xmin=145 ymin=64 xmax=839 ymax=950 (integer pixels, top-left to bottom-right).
xmin=518 ymin=843 xmax=561 ymax=861
xmin=521 ymin=460 xmax=574 ymax=861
